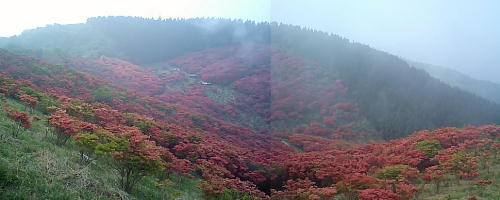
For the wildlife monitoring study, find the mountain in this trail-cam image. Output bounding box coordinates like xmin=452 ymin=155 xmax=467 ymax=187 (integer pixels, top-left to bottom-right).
xmin=2 ymin=16 xmax=499 ymax=140
xmin=0 ymin=56 xmax=498 ymax=198
xmin=0 ymin=16 xmax=499 ymax=199
xmin=409 ymin=61 xmax=500 ymax=104
xmin=1 ymin=17 xmax=269 ymax=63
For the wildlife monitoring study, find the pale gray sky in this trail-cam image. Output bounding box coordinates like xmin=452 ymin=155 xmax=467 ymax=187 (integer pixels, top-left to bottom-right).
xmin=0 ymin=0 xmax=270 ymax=36
xmin=1 ymin=0 xmax=499 ymax=83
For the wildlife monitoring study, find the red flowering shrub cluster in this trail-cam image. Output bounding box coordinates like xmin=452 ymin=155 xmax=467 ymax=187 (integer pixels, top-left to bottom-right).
xmin=358 ymin=189 xmax=401 ymax=200
xmin=65 ymin=56 xmax=166 ymax=95
xmin=170 ymin=47 xmax=366 ymax=139
xmin=19 ymin=93 xmax=38 ymax=110
xmin=101 ymin=125 xmax=166 ymax=192
xmin=271 ymin=179 xmax=337 ymax=200
xmin=4 ymin=105 xmax=32 ymax=129
xmin=3 ymin=104 xmax=32 ymax=136
xmin=48 ymin=108 xmax=97 ymax=144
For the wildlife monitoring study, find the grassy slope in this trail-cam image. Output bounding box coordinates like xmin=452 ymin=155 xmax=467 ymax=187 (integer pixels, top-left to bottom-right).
xmin=416 ymin=164 xmax=500 ymax=200
xmin=0 ymin=99 xmax=202 ymax=200
xmin=413 ymin=141 xmax=500 ymax=200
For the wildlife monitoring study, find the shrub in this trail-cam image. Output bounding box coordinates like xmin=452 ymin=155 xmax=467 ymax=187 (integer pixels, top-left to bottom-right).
xmin=416 ymin=140 xmax=442 ymax=158
xmin=3 ymin=104 xmax=31 ymax=136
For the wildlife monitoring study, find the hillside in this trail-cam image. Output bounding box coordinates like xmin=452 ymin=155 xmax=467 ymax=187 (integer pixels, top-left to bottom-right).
xmin=0 ymin=97 xmax=201 ymax=199
xmin=0 ymin=59 xmax=498 ymax=199
xmin=0 ymin=16 xmax=499 ymax=200
xmin=409 ymin=61 xmax=500 ymax=104
xmin=0 ymin=50 xmax=289 ymax=199
xmin=4 ymin=17 xmax=500 ymax=140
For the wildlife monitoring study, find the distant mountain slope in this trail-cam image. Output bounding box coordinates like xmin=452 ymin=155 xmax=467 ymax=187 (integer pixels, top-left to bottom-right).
xmin=409 ymin=61 xmax=500 ymax=104
xmin=0 ymin=37 xmax=6 ymax=46
xmin=0 ymin=17 xmax=269 ymax=64
xmin=2 ymin=16 xmax=500 ymax=140
xmin=270 ymin=24 xmax=500 ymax=139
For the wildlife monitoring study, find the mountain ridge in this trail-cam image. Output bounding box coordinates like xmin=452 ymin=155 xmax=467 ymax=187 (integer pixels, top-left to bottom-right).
xmin=409 ymin=60 xmax=500 ymax=104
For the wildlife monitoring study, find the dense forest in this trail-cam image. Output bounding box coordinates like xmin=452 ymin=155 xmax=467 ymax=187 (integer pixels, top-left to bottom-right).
xmin=409 ymin=61 xmax=500 ymax=104
xmin=0 ymin=17 xmax=498 ymax=200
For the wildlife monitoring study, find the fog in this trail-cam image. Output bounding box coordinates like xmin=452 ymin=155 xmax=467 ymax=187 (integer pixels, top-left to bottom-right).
xmin=1 ymin=0 xmax=499 ymax=83
xmin=271 ymin=0 xmax=500 ymax=84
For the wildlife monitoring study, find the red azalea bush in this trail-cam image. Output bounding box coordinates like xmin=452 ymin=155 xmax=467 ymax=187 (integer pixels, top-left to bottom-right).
xmin=19 ymin=93 xmax=38 ymax=110
xmin=358 ymin=189 xmax=401 ymax=200
xmin=48 ymin=108 xmax=97 ymax=144
xmin=271 ymin=179 xmax=337 ymax=200
xmin=4 ymin=106 xmax=32 ymax=129
xmin=4 ymin=104 xmax=32 ymax=136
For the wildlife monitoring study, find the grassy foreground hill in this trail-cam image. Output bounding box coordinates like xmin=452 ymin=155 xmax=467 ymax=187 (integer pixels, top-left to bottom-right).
xmin=0 ymin=98 xmax=202 ymax=199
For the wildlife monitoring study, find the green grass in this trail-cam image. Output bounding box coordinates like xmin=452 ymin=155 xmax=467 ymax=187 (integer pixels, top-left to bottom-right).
xmin=415 ymin=158 xmax=499 ymax=200
xmin=0 ymin=99 xmax=203 ymax=200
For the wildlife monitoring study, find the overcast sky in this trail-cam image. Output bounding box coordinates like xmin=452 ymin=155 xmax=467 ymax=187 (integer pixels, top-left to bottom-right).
xmin=1 ymin=0 xmax=499 ymax=83
xmin=271 ymin=0 xmax=500 ymax=84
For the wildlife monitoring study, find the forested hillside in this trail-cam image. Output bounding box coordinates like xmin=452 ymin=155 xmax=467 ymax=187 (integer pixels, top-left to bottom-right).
xmin=0 ymin=16 xmax=499 ymax=200
xmin=409 ymin=61 xmax=500 ymax=104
